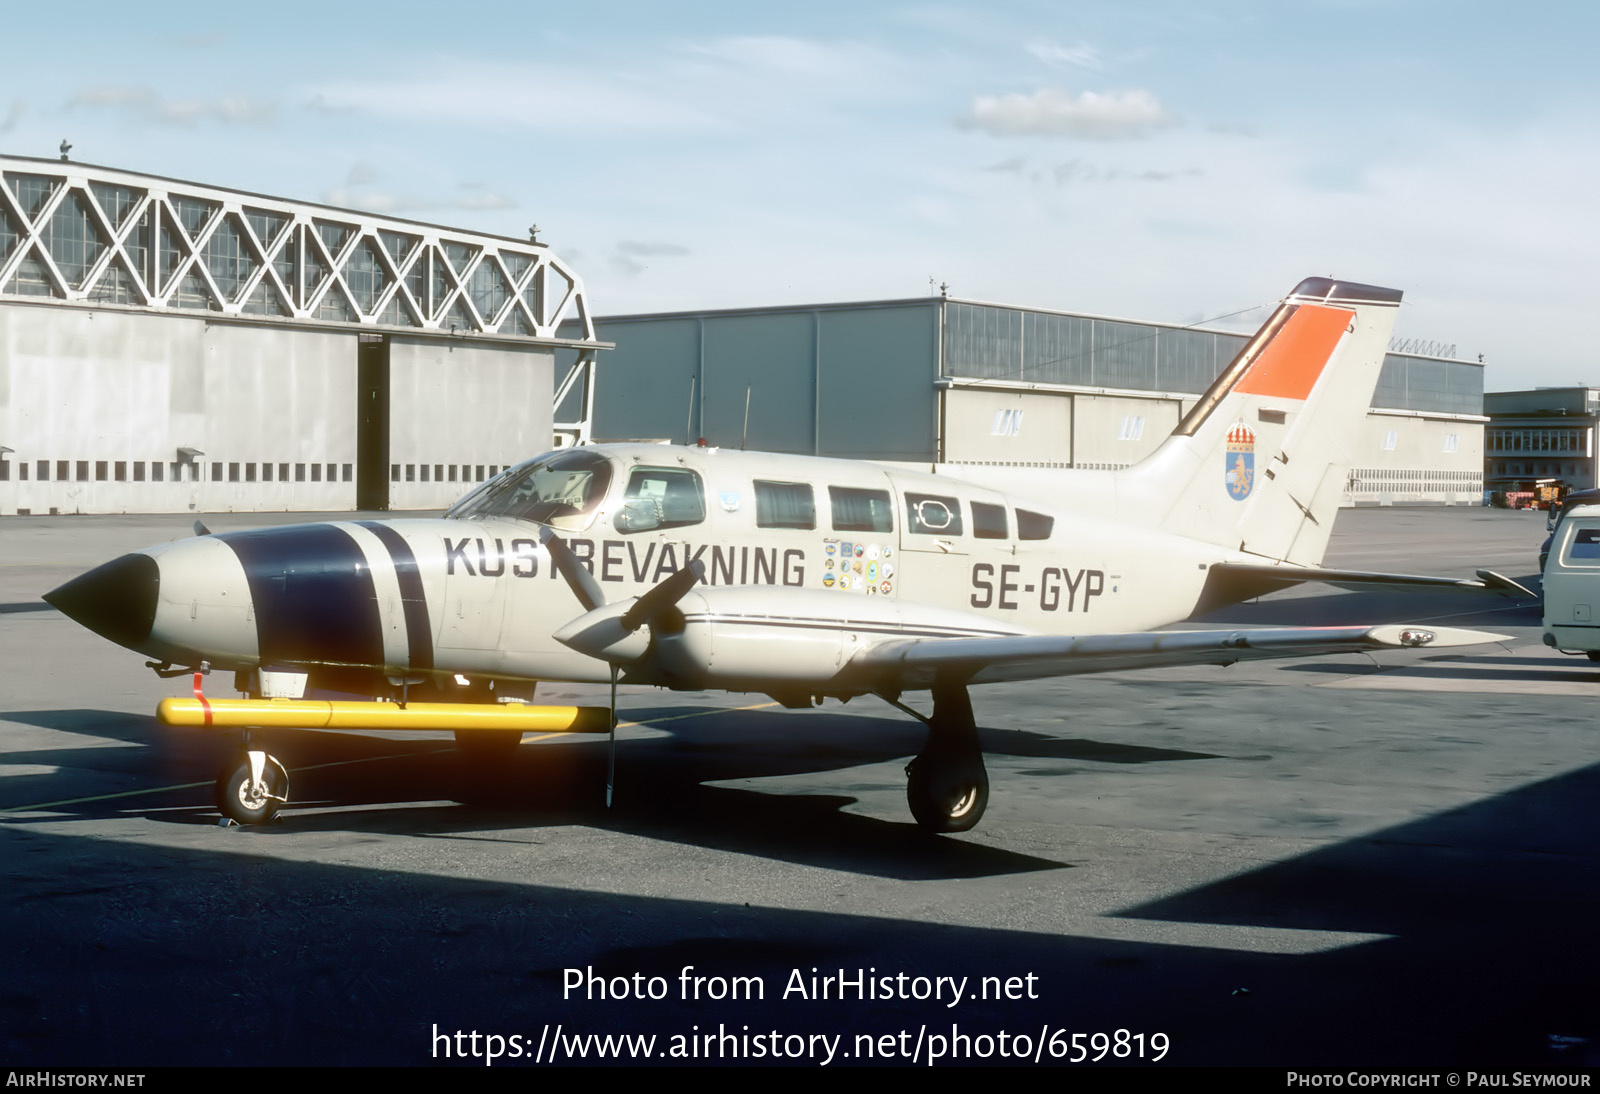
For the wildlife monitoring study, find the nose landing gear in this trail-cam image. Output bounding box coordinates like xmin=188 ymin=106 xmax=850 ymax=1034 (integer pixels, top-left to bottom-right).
xmin=216 ymin=747 xmax=289 ymax=826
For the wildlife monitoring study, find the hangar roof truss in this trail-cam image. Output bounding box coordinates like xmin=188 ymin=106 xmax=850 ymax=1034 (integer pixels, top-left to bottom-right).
xmin=0 ymin=156 xmax=599 ymax=347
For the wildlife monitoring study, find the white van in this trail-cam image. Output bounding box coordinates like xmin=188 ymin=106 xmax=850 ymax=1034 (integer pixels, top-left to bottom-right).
xmin=1543 ymin=503 xmax=1600 ymax=661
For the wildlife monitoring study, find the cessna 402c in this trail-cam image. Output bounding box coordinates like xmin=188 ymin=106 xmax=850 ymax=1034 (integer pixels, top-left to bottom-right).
xmin=46 ymin=277 xmax=1524 ymax=832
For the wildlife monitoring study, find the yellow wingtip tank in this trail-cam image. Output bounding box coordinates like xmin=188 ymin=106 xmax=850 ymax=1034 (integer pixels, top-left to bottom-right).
xmin=157 ymin=698 xmax=613 ymax=733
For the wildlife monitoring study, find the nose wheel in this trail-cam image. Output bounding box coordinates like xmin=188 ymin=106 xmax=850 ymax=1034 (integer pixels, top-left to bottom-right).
xmin=216 ymin=749 xmax=289 ymax=825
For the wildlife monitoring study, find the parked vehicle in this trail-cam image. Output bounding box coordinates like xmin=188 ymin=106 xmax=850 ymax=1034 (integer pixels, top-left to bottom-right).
xmin=1542 ymin=503 xmax=1600 ymax=661
xmin=1539 ymin=488 xmax=1600 ymax=570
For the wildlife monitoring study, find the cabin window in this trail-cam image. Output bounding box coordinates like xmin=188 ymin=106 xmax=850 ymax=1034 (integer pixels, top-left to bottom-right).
xmin=830 ymin=486 xmax=893 ymax=533
xmin=754 ymin=480 xmax=815 ymax=529
xmin=618 ymin=467 xmax=706 ymax=533
xmin=971 ymin=501 xmax=1008 ymax=539
xmin=1017 ymin=509 xmax=1054 ymax=540
xmin=905 ymin=492 xmax=964 ymax=536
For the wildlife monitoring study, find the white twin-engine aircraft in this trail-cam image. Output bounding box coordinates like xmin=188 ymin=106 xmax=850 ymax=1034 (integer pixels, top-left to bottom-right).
xmin=46 ymin=277 xmax=1525 ymax=832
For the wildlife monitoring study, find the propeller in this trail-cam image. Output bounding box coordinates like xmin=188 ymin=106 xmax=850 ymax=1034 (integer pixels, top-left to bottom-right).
xmin=539 ymin=525 xmax=707 ymax=808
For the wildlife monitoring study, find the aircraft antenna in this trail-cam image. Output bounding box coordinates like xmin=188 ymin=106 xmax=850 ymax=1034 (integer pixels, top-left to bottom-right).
xmin=685 ymin=376 xmax=696 ymax=446
xmin=742 ymin=384 xmax=752 ymax=451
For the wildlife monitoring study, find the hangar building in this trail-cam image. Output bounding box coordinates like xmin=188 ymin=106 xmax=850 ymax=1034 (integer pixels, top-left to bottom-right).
xmin=0 ymin=154 xmax=604 ymax=515
xmin=558 ymin=294 xmax=1486 ymax=506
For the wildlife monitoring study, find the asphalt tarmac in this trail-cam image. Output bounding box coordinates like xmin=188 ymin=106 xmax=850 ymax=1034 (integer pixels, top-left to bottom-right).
xmin=3 ymin=505 xmax=1596 ymax=1069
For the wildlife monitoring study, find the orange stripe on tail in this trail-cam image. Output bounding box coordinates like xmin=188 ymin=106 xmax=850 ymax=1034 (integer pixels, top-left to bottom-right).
xmin=1235 ymin=304 xmax=1353 ymax=401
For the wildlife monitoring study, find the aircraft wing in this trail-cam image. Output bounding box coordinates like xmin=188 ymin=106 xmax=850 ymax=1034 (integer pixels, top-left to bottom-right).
xmin=1204 ymin=562 xmax=1537 ymax=601
xmin=837 ymin=624 xmax=1508 ymax=691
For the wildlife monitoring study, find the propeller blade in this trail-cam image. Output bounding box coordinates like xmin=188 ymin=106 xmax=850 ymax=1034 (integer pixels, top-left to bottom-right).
xmin=620 ymin=559 xmax=705 ymax=632
xmin=539 ymin=526 xmax=605 ymax=611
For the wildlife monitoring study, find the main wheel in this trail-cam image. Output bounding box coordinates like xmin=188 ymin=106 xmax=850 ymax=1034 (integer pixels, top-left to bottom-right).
xmin=906 ymin=757 xmax=989 ymax=833
xmin=216 ymin=755 xmax=288 ymax=825
xmin=453 ymin=730 xmax=524 ymax=761
xmin=1587 ymin=651 xmax=1600 ymax=663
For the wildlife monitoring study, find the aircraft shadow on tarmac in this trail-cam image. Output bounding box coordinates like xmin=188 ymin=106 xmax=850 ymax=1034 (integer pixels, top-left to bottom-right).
xmin=2 ymin=705 xmax=1084 ymax=880
xmin=10 ymin=756 xmax=1600 ymax=1067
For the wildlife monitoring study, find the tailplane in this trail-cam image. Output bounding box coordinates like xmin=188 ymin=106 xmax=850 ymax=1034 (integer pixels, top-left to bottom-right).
xmin=1123 ymin=277 xmax=1401 ymax=566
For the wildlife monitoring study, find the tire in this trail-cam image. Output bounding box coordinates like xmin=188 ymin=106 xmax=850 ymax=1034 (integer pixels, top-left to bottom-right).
xmin=1587 ymin=652 xmax=1600 ymax=663
xmin=216 ymin=756 xmax=287 ymax=825
xmin=453 ymin=730 xmax=524 ymax=761
xmin=906 ymin=757 xmax=989 ymax=833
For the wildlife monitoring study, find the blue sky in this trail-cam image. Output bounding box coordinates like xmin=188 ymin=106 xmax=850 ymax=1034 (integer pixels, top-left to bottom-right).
xmin=4 ymin=1 xmax=1596 ymax=387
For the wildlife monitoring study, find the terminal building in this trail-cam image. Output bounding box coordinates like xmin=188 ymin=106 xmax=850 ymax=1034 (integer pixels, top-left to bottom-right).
xmin=1483 ymin=387 xmax=1600 ymax=493
xmin=559 ymin=295 xmax=1487 ymax=506
xmin=0 ymin=154 xmax=604 ymax=514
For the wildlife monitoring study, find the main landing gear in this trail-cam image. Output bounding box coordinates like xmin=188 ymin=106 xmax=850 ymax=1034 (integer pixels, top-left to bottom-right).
xmin=895 ymin=681 xmax=990 ymax=833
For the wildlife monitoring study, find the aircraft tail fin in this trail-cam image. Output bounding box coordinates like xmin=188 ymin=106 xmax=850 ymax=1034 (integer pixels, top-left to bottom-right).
xmin=1123 ymin=277 xmax=1402 ymax=566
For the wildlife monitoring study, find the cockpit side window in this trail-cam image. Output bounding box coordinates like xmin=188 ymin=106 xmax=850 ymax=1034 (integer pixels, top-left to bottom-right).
xmin=905 ymin=493 xmax=964 ymax=536
xmin=830 ymin=486 xmax=894 ymax=533
xmin=617 ymin=467 xmax=706 ymax=533
xmin=971 ymin=501 xmax=1008 ymax=539
xmin=445 ymin=449 xmax=613 ymax=530
xmin=1016 ymin=509 xmax=1054 ymax=540
xmin=755 ymin=480 xmax=816 ymax=529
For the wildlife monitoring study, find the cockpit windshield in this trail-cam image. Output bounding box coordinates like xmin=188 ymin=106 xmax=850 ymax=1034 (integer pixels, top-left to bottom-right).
xmin=445 ymin=449 xmax=615 ymax=530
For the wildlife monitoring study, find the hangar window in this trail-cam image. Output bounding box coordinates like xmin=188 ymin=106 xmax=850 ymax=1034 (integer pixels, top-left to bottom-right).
xmin=228 ymin=463 xmax=239 ymax=482
xmin=1016 ymin=509 xmax=1054 ymax=540
xmin=389 ymin=464 xmax=398 ymax=482
xmin=151 ymin=462 xmax=162 ymax=482
xmin=830 ymin=486 xmax=894 ymax=534
xmin=0 ymin=460 xmax=8 ymax=481
xmin=905 ymin=493 xmax=964 ymax=536
xmin=420 ymin=464 xmax=429 ymax=482
xmin=134 ymin=462 xmax=145 ymax=482
xmin=755 ymin=480 xmax=815 ymax=529
xmin=41 ymin=192 xmax=104 ymax=289
xmin=77 ymin=461 xmax=89 ymax=482
xmin=96 ymin=461 xmax=108 ymax=481
xmin=617 ymin=467 xmax=706 ymax=534
xmin=296 ymin=464 xmax=306 ymax=482
xmin=244 ymin=463 xmax=256 ymax=482
xmin=37 ymin=461 xmax=49 ymax=481
xmin=434 ymin=464 xmax=442 ymax=483
xmin=114 ymin=461 xmax=126 ymax=482
xmin=448 ymin=448 xmax=616 ymax=532
xmin=261 ymin=463 xmax=272 ymax=482
xmin=972 ymin=502 xmax=1008 ymax=539
xmin=311 ymin=464 xmax=322 ymax=482
xmin=344 ymin=464 xmax=354 ymax=482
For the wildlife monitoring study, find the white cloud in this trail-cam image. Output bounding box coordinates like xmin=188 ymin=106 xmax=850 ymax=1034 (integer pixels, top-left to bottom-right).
xmin=67 ymin=86 xmax=276 ymax=127
xmin=957 ymin=87 xmax=1178 ymax=139
xmin=1025 ymin=40 xmax=1102 ymax=69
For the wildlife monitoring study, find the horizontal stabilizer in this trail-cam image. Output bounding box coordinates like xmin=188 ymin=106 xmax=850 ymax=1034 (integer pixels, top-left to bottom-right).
xmin=840 ymin=623 xmax=1509 ymax=690
xmin=1209 ymin=562 xmax=1537 ymax=600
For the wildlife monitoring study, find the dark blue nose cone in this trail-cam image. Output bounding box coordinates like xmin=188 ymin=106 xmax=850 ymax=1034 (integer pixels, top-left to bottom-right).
xmin=44 ymin=553 xmax=160 ymax=650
